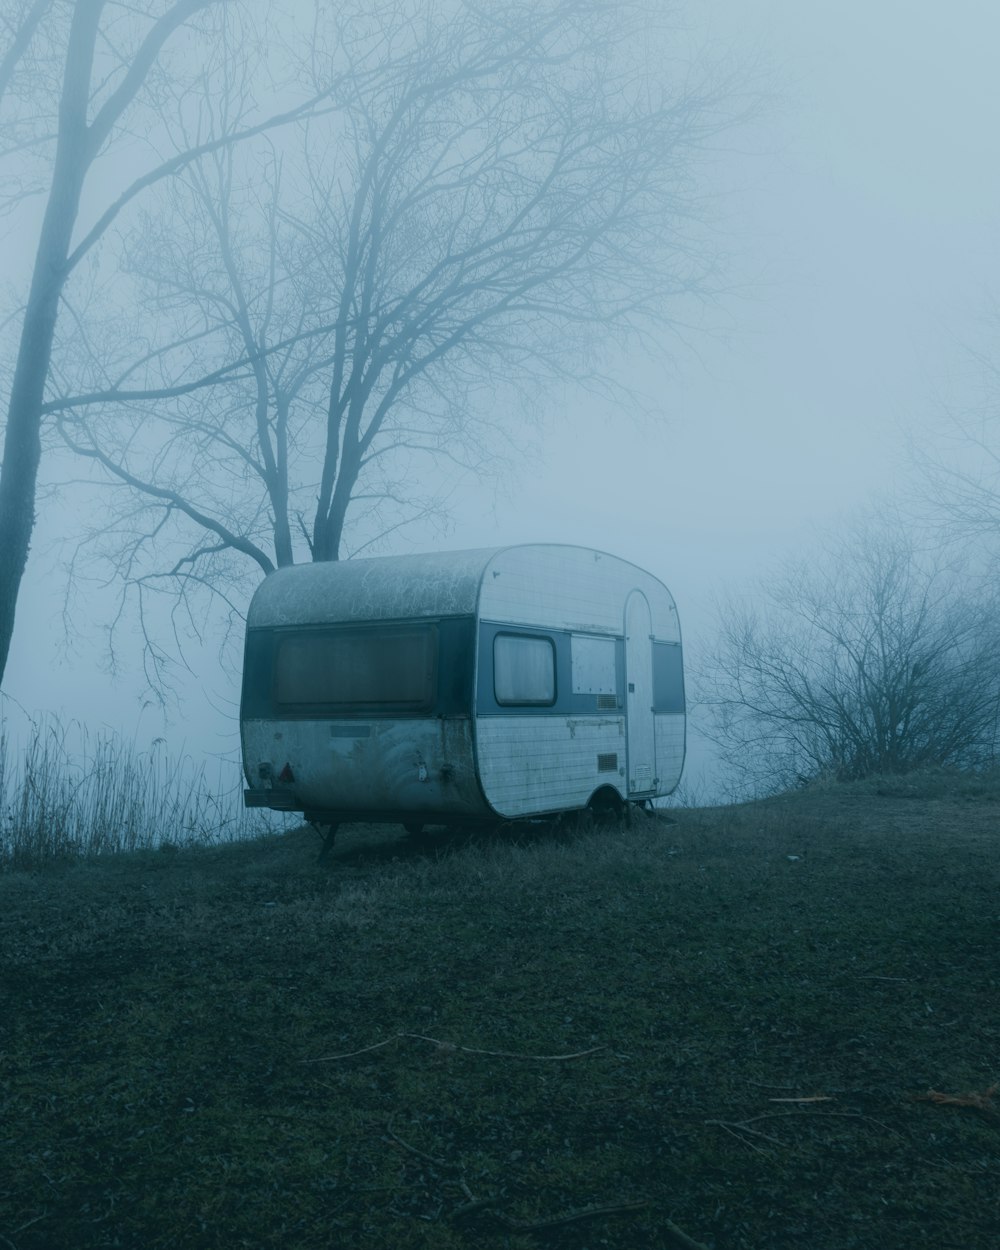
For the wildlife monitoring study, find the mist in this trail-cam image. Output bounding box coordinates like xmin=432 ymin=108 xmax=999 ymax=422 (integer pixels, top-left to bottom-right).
xmin=3 ymin=0 xmax=1000 ymax=802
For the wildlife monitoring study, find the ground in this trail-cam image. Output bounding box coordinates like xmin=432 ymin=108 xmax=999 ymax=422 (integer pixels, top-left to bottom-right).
xmin=1 ymin=773 xmax=998 ymax=1249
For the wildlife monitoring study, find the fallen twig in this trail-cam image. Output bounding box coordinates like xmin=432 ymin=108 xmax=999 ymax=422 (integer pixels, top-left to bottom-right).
xmin=383 ymin=1115 xmax=651 ymax=1237
xmin=384 ymin=1117 xmax=452 ymax=1170
xmin=663 ymin=1218 xmax=713 ymax=1250
xmin=402 ymin=1033 xmax=606 ymax=1061
xmin=768 ymin=1095 xmax=834 ymax=1103
xmin=477 ymin=1202 xmax=687 ymax=1250
xmin=914 ymin=1084 xmax=999 ymax=1121
xmin=0 ymin=1214 xmax=48 ymax=1250
xmin=303 ymin=1031 xmax=606 ymax=1064
xmin=705 ymin=1118 xmax=783 ymax=1153
xmin=707 ymin=1108 xmax=904 ymax=1152
xmin=492 ymin=1200 xmax=648 ymax=1232
xmin=301 ymin=1036 xmax=398 ymax=1063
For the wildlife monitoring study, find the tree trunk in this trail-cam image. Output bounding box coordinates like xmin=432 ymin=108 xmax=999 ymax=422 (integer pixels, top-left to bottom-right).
xmin=0 ymin=190 xmax=85 ymax=682
xmin=0 ymin=4 xmax=96 ymax=685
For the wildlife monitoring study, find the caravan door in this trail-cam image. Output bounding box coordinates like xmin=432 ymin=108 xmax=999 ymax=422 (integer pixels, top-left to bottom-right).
xmin=624 ymin=590 xmax=656 ymax=796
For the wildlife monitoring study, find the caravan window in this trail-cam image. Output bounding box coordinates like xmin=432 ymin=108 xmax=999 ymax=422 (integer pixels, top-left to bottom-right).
xmin=652 ymin=641 xmax=685 ymax=713
xmin=274 ymin=624 xmax=436 ymax=709
xmin=494 ymin=634 xmax=555 ymax=705
xmin=570 ymin=634 xmax=616 ymax=694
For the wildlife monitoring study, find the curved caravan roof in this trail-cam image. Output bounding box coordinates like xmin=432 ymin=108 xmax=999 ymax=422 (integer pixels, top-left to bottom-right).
xmin=248 ymin=548 xmax=496 ymax=627
xmin=247 ymin=545 xmax=680 ymax=641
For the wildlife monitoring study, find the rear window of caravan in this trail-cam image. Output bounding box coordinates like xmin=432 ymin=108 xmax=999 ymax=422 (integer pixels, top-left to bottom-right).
xmin=273 ymin=624 xmax=437 ymax=709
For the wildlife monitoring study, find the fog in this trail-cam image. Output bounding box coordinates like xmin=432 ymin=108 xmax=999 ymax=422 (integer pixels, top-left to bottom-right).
xmin=3 ymin=0 xmax=1000 ymax=800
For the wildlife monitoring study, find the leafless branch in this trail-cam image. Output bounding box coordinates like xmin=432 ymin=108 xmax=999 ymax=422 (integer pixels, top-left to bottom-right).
xmin=698 ymin=515 xmax=1000 ymax=794
xmin=0 ymin=0 xmax=49 ymax=111
xmin=44 ymin=0 xmax=763 ymax=689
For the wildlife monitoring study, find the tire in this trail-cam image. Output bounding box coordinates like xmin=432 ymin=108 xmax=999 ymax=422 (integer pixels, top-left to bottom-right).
xmin=586 ymin=788 xmax=625 ymax=827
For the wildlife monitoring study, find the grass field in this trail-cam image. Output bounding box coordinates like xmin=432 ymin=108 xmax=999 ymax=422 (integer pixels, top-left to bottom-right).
xmin=1 ymin=774 xmax=998 ymax=1249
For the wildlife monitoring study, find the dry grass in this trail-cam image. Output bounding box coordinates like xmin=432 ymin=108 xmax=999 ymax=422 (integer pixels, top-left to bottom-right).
xmin=0 ymin=719 xmax=268 ymax=868
xmin=0 ymin=774 xmax=998 ymax=1249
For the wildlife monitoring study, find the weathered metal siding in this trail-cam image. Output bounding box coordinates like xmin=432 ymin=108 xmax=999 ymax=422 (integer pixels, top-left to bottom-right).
xmin=247 ymin=548 xmax=495 ymax=628
xmin=478 ymin=546 xmax=680 ymax=639
xmin=243 ymin=716 xmax=488 ymax=820
xmin=654 ymin=713 xmax=686 ymax=794
xmin=246 ymin=544 xmax=680 ymax=639
xmin=475 ymin=715 xmax=627 ymax=818
xmin=473 ymin=545 xmax=683 ymax=813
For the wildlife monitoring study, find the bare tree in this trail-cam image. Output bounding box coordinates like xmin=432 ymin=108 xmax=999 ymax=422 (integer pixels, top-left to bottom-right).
xmin=48 ymin=0 xmax=760 ymax=682
xmin=910 ymin=341 xmax=1000 ymax=551
xmin=0 ymin=0 xmax=350 ymax=688
xmin=698 ymin=521 xmax=1000 ymax=796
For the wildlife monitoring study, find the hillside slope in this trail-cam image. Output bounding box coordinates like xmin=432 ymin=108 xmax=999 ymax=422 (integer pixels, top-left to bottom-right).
xmin=2 ymin=777 xmax=998 ymax=1249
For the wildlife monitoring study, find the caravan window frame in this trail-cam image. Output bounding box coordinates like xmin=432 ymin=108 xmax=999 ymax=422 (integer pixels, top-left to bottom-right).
xmin=272 ymin=622 xmax=438 ymax=713
xmin=492 ymin=632 xmax=557 ymax=707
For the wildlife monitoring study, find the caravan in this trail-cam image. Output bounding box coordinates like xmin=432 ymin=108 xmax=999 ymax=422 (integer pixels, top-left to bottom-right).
xmin=241 ymin=544 xmax=684 ymax=834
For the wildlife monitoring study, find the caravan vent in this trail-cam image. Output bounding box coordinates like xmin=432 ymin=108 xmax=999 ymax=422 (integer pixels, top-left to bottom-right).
xmin=596 ymin=694 xmax=618 ymax=710
xmin=597 ymin=752 xmax=618 ymax=773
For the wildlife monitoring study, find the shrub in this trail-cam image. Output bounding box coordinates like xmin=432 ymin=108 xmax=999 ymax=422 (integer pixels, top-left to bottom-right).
xmin=699 ymin=523 xmax=1000 ymax=796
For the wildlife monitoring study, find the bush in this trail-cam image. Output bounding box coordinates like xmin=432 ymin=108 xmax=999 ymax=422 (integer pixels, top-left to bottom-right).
xmin=699 ymin=523 xmax=1000 ymax=796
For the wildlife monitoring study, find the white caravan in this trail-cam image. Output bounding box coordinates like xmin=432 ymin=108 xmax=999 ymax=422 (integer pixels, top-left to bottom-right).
xmin=241 ymin=544 xmax=684 ymax=835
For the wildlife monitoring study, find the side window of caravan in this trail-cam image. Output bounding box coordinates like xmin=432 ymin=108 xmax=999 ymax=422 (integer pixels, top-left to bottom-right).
xmin=274 ymin=625 xmax=436 ymax=709
xmin=652 ymin=641 xmax=685 ymax=713
xmin=570 ymin=634 xmax=616 ymax=694
xmin=493 ymin=634 xmax=556 ymax=706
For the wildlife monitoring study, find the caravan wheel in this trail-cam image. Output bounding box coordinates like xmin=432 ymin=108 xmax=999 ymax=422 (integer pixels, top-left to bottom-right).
xmin=586 ymin=787 xmax=625 ymax=828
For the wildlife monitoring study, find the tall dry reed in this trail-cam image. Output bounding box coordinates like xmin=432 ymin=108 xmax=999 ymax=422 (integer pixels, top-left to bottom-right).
xmin=0 ymin=718 xmax=264 ymax=868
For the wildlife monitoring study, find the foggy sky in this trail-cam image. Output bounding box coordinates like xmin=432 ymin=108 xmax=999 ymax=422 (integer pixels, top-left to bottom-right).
xmin=4 ymin=0 xmax=1000 ymax=797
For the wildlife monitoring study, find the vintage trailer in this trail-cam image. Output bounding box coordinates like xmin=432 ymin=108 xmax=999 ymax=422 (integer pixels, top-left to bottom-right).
xmin=241 ymin=544 xmax=684 ymax=833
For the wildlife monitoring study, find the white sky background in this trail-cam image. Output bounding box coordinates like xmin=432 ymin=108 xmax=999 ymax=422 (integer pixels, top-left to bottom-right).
xmin=4 ymin=0 xmax=1000 ymax=798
